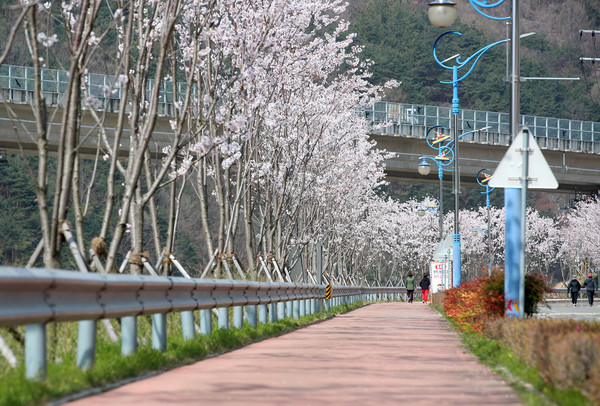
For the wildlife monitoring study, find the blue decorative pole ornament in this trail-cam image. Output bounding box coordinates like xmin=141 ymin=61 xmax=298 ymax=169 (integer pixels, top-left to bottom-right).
xmin=467 ymin=0 xmax=510 ymax=21
xmin=432 ymin=31 xmax=506 ymax=287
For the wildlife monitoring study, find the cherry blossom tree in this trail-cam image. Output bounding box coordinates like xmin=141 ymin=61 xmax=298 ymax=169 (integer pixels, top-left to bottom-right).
xmin=557 ymin=198 xmax=600 ymax=278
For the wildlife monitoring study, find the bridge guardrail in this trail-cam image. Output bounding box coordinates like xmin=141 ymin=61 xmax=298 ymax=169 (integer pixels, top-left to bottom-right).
xmin=363 ymin=101 xmax=600 ymax=154
xmin=3 ymin=64 xmax=600 ymax=154
xmin=0 ymin=266 xmax=406 ymax=379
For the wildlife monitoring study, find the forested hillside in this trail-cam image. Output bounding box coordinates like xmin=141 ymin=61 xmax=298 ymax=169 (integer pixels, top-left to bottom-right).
xmin=349 ymin=0 xmax=600 ymax=121
xmin=349 ymin=0 xmax=600 ymax=207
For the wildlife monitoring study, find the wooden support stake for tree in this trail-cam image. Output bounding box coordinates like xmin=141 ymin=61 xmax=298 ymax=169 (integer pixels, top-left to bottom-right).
xmin=118 ymin=251 xmax=131 ymax=274
xmin=231 ymin=256 xmax=246 ymax=279
xmin=200 ymin=249 xmax=219 ymax=279
xmin=61 ymin=222 xmax=90 ymax=273
xmin=88 ymin=249 xmax=105 ymax=273
xmin=271 ymin=259 xmax=285 ymax=282
xmin=0 ymin=332 xmax=17 ymax=368
xmin=61 ymin=223 xmax=118 ymax=342
xmin=282 ymin=264 xmax=292 ymax=283
xmin=155 ymin=250 xmax=167 ymax=271
xmin=220 ymin=257 xmax=234 ymax=280
xmin=26 ymin=239 xmax=44 ymax=268
xmin=258 ymin=255 xmax=273 ymax=282
xmin=169 ymin=254 xmax=191 ymax=278
xmin=140 ymin=257 xmax=159 ymax=276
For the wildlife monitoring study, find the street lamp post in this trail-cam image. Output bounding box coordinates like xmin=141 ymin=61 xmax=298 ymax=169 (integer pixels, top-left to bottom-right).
xmin=428 ymin=0 xmax=526 ymax=316
xmin=431 ymin=32 xmax=506 ymax=287
xmin=417 ymin=125 xmax=453 ymax=242
xmin=476 ymin=169 xmax=495 ymax=276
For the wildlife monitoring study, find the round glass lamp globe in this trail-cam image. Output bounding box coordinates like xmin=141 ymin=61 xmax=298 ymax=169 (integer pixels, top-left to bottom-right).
xmin=428 ymin=0 xmax=457 ymax=28
xmin=418 ymin=162 xmax=431 ymax=176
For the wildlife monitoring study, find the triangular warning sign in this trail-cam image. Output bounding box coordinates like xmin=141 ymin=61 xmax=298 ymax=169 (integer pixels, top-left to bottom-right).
xmin=488 ymin=126 xmax=558 ymax=189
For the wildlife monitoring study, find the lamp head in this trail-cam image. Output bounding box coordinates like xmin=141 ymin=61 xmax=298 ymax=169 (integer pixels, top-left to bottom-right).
xmin=428 ymin=0 xmax=457 ymax=28
xmin=418 ymin=158 xmax=431 ymax=176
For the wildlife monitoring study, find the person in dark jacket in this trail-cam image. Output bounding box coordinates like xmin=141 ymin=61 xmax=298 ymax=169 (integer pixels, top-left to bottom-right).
xmin=584 ymin=273 xmax=597 ymax=307
xmin=420 ymin=273 xmax=431 ymax=304
xmin=567 ymin=277 xmax=581 ymax=306
xmin=406 ymin=272 xmax=415 ymax=303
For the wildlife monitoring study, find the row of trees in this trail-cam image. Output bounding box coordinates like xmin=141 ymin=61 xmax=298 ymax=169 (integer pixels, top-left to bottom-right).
xmin=391 ymin=197 xmax=600 ymax=285
xmin=2 ymin=0 xmax=404 ymax=281
xmin=2 ymin=1 xmax=596 ymax=286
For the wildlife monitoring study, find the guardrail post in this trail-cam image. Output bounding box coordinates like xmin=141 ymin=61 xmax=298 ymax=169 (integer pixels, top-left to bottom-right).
xmin=324 ymin=299 xmax=330 ymax=311
xmin=121 ymin=316 xmax=137 ymax=356
xmin=269 ymin=303 xmax=277 ymax=323
xmin=310 ymin=299 xmax=316 ymax=315
xmin=300 ymin=300 xmax=306 ymax=317
xmin=25 ymin=324 xmax=46 ymax=380
xmin=233 ymin=306 xmax=243 ymax=329
xmin=76 ymin=320 xmax=96 ymax=370
xmin=200 ymin=309 xmax=212 ymax=335
xmin=277 ymin=302 xmax=286 ymax=319
xmin=218 ymin=307 xmax=229 ymax=329
xmin=181 ymin=311 xmax=195 ymax=340
xmin=258 ymin=304 xmax=268 ymax=324
xmin=247 ymin=305 xmax=257 ymax=327
xmin=293 ymin=300 xmax=300 ymax=319
xmin=152 ymin=314 xmax=167 ymax=351
xmin=286 ymin=301 xmax=292 ymax=318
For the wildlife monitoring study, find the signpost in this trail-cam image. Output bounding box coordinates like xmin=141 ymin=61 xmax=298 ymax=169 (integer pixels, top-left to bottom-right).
xmin=489 ymin=127 xmax=558 ymax=317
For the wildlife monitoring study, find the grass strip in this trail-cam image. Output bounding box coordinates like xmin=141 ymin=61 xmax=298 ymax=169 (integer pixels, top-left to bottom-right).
xmin=434 ymin=306 xmax=592 ymax=406
xmin=1 ymin=302 xmax=363 ymax=406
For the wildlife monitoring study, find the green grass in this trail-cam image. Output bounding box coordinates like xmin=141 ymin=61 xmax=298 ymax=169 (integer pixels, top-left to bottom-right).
xmin=433 ymin=306 xmax=593 ymax=406
xmin=0 ymin=302 xmax=363 ymax=406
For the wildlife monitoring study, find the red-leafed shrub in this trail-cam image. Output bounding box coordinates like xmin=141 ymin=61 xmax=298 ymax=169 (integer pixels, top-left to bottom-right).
xmin=443 ymin=271 xmax=505 ymax=333
xmin=443 ymin=270 xmax=551 ymax=332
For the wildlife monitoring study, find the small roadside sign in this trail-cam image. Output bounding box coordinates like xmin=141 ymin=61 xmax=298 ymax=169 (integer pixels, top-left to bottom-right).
xmin=325 ymin=285 xmax=332 ymax=300
xmin=488 ymin=127 xmax=558 ymax=189
xmin=430 ymin=262 xmax=446 ymax=294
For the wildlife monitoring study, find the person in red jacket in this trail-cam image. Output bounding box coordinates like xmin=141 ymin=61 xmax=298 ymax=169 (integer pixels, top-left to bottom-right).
xmin=420 ymin=273 xmax=431 ymax=303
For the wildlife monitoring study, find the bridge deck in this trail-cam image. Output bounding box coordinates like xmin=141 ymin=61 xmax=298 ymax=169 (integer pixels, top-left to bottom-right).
xmin=64 ymin=303 xmax=521 ymax=405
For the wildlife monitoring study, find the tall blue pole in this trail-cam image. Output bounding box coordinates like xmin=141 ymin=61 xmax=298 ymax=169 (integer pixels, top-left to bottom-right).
xmin=452 ymin=65 xmax=461 ymax=287
xmin=505 ymin=188 xmax=521 ymax=317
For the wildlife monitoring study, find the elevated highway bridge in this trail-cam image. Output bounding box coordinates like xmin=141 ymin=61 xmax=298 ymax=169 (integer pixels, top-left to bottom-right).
xmin=1 ymin=64 xmax=599 ymax=194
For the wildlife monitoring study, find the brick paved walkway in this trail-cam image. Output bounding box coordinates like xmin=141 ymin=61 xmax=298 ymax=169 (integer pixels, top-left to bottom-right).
xmin=64 ymin=303 xmax=522 ymax=405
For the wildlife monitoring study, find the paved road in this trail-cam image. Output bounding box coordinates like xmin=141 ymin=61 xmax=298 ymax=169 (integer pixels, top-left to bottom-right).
xmin=536 ymin=299 xmax=600 ymax=321
xmin=64 ymin=303 xmax=521 ymax=405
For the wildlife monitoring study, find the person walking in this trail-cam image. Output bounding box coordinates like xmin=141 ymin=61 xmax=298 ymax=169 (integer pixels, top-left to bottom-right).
xmin=584 ymin=273 xmax=597 ymax=307
xmin=420 ymin=273 xmax=431 ymax=304
xmin=567 ymin=276 xmax=581 ymax=306
xmin=406 ymin=272 xmax=415 ymax=303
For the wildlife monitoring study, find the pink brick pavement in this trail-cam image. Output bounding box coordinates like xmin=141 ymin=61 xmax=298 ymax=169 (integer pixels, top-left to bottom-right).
xmin=64 ymin=303 xmax=522 ymax=405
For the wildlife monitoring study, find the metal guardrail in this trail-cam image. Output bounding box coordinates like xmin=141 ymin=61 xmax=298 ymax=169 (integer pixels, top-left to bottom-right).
xmin=0 ymin=267 xmax=406 ymax=380
xmin=0 ymin=267 xmax=404 ymax=326
xmin=363 ymin=101 xmax=600 ymax=153
xmin=546 ymin=288 xmax=599 ymax=299
xmin=0 ymin=64 xmax=193 ymax=116
xmin=2 ymin=65 xmax=599 ymax=153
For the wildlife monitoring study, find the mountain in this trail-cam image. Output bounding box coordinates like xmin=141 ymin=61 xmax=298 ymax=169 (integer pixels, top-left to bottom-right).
xmin=348 ymin=0 xmax=600 ymax=122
